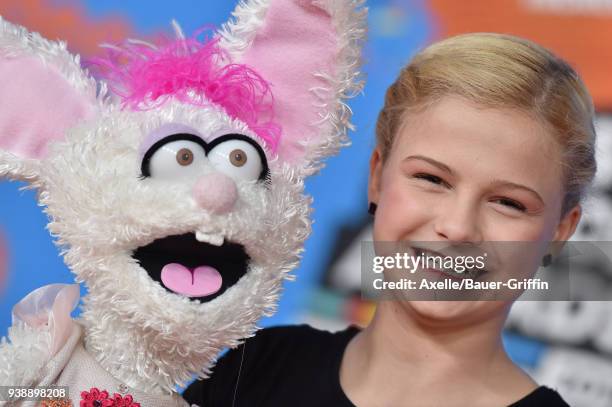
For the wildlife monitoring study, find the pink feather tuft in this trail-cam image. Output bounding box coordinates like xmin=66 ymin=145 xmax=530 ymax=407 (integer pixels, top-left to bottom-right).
xmin=87 ymin=31 xmax=281 ymax=153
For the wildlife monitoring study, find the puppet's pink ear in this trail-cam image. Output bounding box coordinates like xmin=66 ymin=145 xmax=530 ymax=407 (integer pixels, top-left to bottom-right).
xmin=218 ymin=0 xmax=366 ymax=176
xmin=0 ymin=17 xmax=99 ymax=181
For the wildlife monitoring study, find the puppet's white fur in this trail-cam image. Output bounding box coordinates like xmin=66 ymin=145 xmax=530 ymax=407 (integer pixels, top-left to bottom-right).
xmin=218 ymin=0 xmax=270 ymax=59
xmin=0 ymin=151 xmax=40 ymax=182
xmin=0 ymin=0 xmax=366 ymax=398
xmin=0 ymin=323 xmax=51 ymax=388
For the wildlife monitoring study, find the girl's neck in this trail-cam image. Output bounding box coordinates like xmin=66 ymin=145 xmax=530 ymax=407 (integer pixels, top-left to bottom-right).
xmin=340 ymin=301 xmax=537 ymax=406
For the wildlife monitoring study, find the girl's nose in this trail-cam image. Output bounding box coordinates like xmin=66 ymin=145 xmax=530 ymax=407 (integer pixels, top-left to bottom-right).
xmin=192 ymin=173 xmax=238 ymax=214
xmin=433 ymin=198 xmax=483 ymax=244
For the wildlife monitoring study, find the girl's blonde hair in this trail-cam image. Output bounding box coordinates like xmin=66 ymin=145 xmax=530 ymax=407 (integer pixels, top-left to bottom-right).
xmin=376 ymin=33 xmax=596 ymax=215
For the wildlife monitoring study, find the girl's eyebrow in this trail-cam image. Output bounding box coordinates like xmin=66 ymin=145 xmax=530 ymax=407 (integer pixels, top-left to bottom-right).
xmin=402 ymin=155 xmax=453 ymax=175
xmin=488 ymin=179 xmax=545 ymax=206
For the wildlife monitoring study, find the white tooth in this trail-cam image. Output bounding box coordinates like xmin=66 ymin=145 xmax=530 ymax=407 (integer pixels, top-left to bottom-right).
xmin=195 ymin=231 xmax=224 ymax=246
xmin=209 ymin=235 xmax=224 ymax=246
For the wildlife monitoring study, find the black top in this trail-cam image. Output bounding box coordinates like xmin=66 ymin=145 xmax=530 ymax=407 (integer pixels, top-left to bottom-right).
xmin=183 ymin=325 xmax=570 ymax=407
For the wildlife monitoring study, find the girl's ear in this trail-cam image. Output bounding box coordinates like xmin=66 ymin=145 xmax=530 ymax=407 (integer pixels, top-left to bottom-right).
xmin=0 ymin=17 xmax=101 ymax=182
xmin=218 ymin=0 xmax=367 ymax=176
xmin=368 ymin=147 xmax=383 ymax=205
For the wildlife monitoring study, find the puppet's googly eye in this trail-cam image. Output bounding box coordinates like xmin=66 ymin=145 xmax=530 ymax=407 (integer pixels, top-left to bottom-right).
xmin=176 ymin=148 xmax=194 ymax=166
xmin=208 ymin=139 xmax=264 ymax=181
xmin=147 ymin=140 xmax=206 ymax=179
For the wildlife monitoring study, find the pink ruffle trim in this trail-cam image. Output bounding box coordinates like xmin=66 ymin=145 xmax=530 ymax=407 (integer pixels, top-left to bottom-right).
xmin=12 ymin=284 xmax=80 ymax=356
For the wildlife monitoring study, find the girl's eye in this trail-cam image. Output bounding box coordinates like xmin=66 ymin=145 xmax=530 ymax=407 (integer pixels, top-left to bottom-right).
xmin=494 ymin=197 xmax=527 ymax=212
xmin=414 ymin=173 xmax=446 ymax=186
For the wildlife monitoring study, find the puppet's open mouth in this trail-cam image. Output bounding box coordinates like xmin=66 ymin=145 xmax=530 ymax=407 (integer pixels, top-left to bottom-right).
xmin=132 ymin=233 xmax=249 ymax=302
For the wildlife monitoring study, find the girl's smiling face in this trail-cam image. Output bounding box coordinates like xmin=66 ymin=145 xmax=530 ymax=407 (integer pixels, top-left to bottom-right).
xmin=368 ymin=95 xmax=582 ymax=320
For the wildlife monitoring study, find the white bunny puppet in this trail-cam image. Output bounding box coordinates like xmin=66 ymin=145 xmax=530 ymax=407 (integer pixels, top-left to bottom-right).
xmin=0 ymin=0 xmax=366 ymax=405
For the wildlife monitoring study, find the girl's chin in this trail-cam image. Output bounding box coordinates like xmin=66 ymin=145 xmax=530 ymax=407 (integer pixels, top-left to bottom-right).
xmin=400 ymin=300 xmax=510 ymax=325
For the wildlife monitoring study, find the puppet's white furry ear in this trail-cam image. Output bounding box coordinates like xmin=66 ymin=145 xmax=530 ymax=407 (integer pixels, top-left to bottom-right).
xmin=218 ymin=0 xmax=367 ymax=176
xmin=0 ymin=17 xmax=101 ymax=182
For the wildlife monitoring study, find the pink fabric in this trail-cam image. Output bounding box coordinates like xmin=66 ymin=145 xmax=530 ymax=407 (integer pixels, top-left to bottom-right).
xmin=0 ymin=56 xmax=94 ymax=159
xmin=88 ymin=35 xmax=281 ymax=153
xmin=192 ymin=172 xmax=238 ymax=214
xmin=12 ymin=284 xmax=80 ymax=356
xmin=239 ymin=0 xmax=338 ymax=164
xmin=53 ymin=334 xmax=189 ymax=406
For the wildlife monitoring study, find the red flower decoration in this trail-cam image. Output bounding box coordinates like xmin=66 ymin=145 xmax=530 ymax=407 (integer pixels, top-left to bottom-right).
xmin=79 ymin=388 xmax=139 ymax=407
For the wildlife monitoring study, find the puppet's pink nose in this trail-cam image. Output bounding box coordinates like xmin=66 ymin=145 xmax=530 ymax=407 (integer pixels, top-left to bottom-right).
xmin=193 ymin=173 xmax=238 ymax=214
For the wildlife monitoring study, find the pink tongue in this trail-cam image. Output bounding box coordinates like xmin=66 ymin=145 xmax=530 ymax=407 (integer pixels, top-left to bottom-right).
xmin=160 ymin=263 xmax=222 ymax=297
